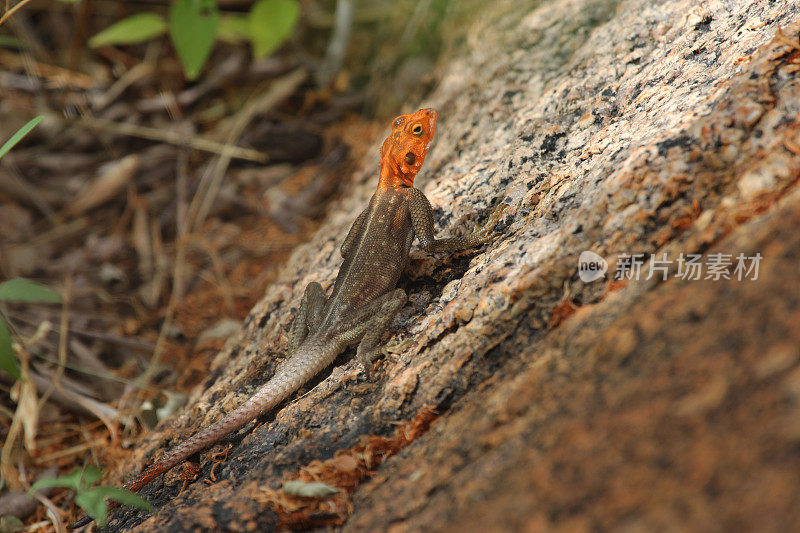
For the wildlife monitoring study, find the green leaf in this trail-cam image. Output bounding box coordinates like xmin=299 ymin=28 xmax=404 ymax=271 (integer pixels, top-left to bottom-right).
xmin=30 ymin=476 xmax=82 ymax=492
xmin=169 ymin=0 xmax=219 ymax=80
xmin=0 ymin=278 xmax=61 ymax=303
xmin=97 ymin=486 xmax=154 ymax=512
xmin=75 ymin=488 xmax=109 ymax=527
xmin=0 ymin=116 xmax=43 ymax=160
xmin=0 ymin=35 xmax=27 ymax=49
xmin=248 ymin=0 xmax=298 ymax=59
xmin=89 ymin=13 xmax=167 ymax=48
xmin=0 ymin=515 xmax=25 ymax=533
xmin=218 ymin=15 xmax=250 ymax=44
xmin=72 ymin=486 xmax=153 ymax=527
xmin=0 ymin=319 xmax=19 ymax=380
xmin=30 ymin=465 xmax=104 ymax=493
xmin=30 ymin=471 xmax=82 ymax=492
xmin=79 ymin=464 xmax=105 ymax=488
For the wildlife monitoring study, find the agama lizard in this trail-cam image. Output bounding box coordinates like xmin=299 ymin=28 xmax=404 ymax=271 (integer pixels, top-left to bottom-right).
xmin=69 ymin=108 xmax=498 ymax=529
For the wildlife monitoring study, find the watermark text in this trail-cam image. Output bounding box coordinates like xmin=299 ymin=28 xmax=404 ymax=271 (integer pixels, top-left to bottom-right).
xmin=579 ymin=251 xmax=761 ymax=282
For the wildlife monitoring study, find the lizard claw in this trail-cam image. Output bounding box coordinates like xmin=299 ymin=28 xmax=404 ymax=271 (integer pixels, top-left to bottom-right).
xmin=470 ymin=203 xmax=507 ymax=244
xmin=384 ymin=338 xmax=414 ymax=356
xmin=356 ymin=338 xmax=410 ymax=376
xmin=356 ymin=347 xmax=385 ymax=376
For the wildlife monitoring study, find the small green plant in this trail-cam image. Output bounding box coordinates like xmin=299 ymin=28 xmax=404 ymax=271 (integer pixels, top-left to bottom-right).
xmin=0 ymin=278 xmax=61 ymax=379
xmin=0 ymin=515 xmax=24 ymax=532
xmin=0 ymin=115 xmax=42 ymax=160
xmin=30 ymin=465 xmax=153 ymax=527
xmin=0 ymin=34 xmax=27 ymax=49
xmin=89 ymin=0 xmax=299 ymax=80
xmin=0 ymin=122 xmax=51 ymax=378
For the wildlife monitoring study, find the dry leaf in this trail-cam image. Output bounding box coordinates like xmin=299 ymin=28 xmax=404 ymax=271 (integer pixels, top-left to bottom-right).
xmin=63 ymin=155 xmax=139 ymax=216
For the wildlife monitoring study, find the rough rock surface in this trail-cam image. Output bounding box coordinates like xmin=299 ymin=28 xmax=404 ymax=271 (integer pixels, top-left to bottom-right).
xmin=110 ymin=0 xmax=800 ymax=530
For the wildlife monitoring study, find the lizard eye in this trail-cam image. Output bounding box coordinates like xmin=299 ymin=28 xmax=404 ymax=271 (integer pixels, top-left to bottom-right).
xmin=411 ymin=124 xmax=423 ymax=136
xmin=405 ymin=152 xmax=416 ymax=165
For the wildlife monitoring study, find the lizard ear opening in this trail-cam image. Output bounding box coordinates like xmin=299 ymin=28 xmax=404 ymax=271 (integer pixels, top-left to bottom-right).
xmin=405 ymin=152 xmax=416 ymax=166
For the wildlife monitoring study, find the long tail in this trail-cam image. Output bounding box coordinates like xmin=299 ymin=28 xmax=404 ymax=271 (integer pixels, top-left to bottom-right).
xmin=68 ymin=340 xmax=339 ymax=529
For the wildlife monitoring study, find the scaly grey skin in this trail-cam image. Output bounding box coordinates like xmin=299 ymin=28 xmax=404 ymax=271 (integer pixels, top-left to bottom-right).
xmin=69 ymin=108 xmax=499 ymax=529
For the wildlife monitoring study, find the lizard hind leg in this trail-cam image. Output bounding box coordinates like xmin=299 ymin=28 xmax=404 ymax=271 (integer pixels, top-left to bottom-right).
xmin=287 ymin=282 xmax=327 ymax=355
xmin=332 ymin=288 xmax=408 ymax=370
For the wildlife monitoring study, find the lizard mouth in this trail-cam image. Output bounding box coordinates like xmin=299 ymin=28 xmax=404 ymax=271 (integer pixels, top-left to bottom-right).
xmin=422 ymin=108 xmax=438 ymax=135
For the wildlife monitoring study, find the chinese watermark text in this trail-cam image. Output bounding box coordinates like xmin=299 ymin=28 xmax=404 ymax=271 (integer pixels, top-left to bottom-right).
xmin=579 ymin=252 xmax=762 ymax=282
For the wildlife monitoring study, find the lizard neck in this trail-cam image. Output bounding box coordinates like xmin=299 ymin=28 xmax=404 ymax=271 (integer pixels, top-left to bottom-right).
xmin=377 ymin=160 xmax=415 ymax=191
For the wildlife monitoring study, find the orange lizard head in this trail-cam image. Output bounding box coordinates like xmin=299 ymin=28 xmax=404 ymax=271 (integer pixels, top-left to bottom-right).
xmin=378 ymin=108 xmax=437 ymax=189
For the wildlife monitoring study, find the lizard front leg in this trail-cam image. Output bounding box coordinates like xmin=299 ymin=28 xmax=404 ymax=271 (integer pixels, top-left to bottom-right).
xmin=406 ymin=187 xmax=501 ymax=253
xmin=287 ymin=282 xmax=327 ymax=355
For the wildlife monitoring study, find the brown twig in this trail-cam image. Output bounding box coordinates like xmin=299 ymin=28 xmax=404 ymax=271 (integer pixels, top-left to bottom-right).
xmin=0 ymin=344 xmax=36 ymax=491
xmin=137 ymin=68 xmax=307 ymax=393
xmin=28 ymin=370 xmax=119 ymax=443
xmin=0 ymin=0 xmax=35 ymax=28
xmin=29 ymin=490 xmax=65 ymax=533
xmin=188 ymin=67 xmax=307 ymax=230
xmin=133 ymin=146 xmax=191 ymax=394
xmin=67 ymin=0 xmax=91 ymax=71
xmin=0 ymin=49 xmax=94 ymax=88
xmin=193 ymin=237 xmax=236 ymax=315
xmin=75 ymin=116 xmax=271 ymax=163
xmin=91 ymin=62 xmax=153 ymax=111
xmin=7 ymin=312 xmax=156 ymax=351
xmin=32 ymin=438 xmax=107 ymax=465
xmin=316 ymin=0 xmax=353 ymax=87
xmin=0 ymin=166 xmax=59 ymax=223
xmin=38 ymin=275 xmax=71 ymax=410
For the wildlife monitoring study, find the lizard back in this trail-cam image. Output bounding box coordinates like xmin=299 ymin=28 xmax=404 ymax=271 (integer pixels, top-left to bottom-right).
xmin=320 ymin=188 xmax=413 ymax=329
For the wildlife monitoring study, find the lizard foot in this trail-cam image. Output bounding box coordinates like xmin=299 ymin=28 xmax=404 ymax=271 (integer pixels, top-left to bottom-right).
xmin=383 ymin=338 xmax=415 ymax=357
xmin=357 ymin=338 xmax=413 ymax=376
xmin=356 ymin=346 xmax=389 ymax=375
xmin=468 ymin=203 xmax=507 ymax=245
